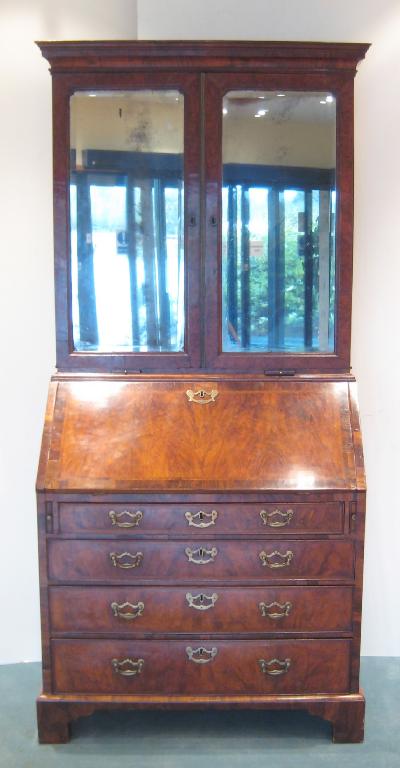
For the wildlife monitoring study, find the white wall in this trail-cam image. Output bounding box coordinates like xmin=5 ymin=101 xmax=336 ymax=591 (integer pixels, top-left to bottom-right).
xmin=0 ymin=0 xmax=398 ymax=663
xmin=0 ymin=0 xmax=138 ymax=665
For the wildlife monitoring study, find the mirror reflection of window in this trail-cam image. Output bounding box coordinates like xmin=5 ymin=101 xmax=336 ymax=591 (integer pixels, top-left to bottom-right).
xmin=69 ymin=90 xmax=185 ymax=353
xmin=222 ymin=91 xmax=336 ymax=354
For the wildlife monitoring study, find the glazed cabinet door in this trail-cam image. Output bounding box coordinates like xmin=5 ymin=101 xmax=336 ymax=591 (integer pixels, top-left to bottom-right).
xmin=53 ymin=71 xmax=201 ymax=371
xmin=203 ymin=72 xmax=354 ymax=372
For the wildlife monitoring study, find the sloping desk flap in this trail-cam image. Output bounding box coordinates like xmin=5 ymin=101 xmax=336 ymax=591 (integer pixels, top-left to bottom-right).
xmin=37 ymin=379 xmax=364 ymax=492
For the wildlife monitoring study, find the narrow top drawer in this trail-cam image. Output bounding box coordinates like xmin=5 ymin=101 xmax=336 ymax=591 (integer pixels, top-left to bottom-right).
xmin=58 ymin=501 xmax=344 ymax=536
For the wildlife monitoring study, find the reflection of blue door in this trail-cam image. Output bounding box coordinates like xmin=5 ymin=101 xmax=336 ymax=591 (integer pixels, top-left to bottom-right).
xmin=70 ymin=159 xmax=184 ymax=353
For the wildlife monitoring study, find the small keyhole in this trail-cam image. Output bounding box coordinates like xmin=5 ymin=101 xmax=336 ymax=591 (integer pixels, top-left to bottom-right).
xmin=199 ymin=511 xmax=204 ymax=520
xmin=200 ymin=594 xmax=204 ymax=603
xmin=199 ymin=548 xmax=204 ymax=557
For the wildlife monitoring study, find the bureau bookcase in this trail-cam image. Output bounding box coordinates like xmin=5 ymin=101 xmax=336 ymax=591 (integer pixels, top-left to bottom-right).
xmin=36 ymin=41 xmax=368 ymax=743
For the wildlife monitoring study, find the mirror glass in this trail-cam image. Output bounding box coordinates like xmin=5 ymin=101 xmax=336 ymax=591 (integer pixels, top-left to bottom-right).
xmin=70 ymin=90 xmax=184 ymax=353
xmin=222 ymin=90 xmax=336 ymax=354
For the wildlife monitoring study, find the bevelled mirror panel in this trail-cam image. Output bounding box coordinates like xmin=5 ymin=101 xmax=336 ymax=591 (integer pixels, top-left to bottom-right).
xmin=70 ymin=90 xmax=185 ymax=352
xmin=222 ymin=91 xmax=336 ymax=354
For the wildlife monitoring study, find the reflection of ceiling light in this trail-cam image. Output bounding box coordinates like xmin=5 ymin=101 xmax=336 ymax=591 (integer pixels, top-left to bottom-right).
xmin=255 ymin=109 xmax=268 ymax=117
xmin=320 ymin=100 xmax=327 ymax=104
xmin=257 ymin=95 xmax=265 ymax=99
xmin=88 ymin=93 xmax=97 ymax=97
xmin=277 ymin=93 xmax=285 ymax=97
xmin=175 ymin=97 xmax=179 ymax=101
xmin=223 ymin=107 xmax=228 ymax=115
xmin=326 ymin=94 xmax=334 ymax=103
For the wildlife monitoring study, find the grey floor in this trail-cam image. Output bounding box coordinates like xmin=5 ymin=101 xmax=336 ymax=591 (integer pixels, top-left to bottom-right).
xmin=0 ymin=658 xmax=399 ymax=768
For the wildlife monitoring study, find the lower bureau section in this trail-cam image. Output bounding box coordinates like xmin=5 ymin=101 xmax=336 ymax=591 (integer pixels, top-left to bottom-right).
xmin=49 ymin=585 xmax=353 ymax=634
xmin=51 ymin=639 xmax=351 ymax=695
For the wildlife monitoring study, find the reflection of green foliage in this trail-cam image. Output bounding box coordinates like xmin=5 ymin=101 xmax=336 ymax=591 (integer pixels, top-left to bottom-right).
xmin=283 ymin=225 xmax=305 ymax=331
xmin=246 ymin=195 xmax=307 ymax=336
xmin=249 ymin=250 xmax=268 ymax=334
xmin=222 ymin=187 xmax=336 ymax=348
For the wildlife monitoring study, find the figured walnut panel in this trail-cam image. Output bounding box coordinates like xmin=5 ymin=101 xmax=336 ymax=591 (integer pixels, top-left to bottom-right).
xmin=59 ymin=501 xmax=344 ymax=535
xmin=52 ymin=638 xmax=351 ymax=695
xmin=49 ymin=585 xmax=353 ymax=634
xmin=48 ymin=539 xmax=354 ymax=582
xmin=39 ymin=380 xmax=359 ymax=492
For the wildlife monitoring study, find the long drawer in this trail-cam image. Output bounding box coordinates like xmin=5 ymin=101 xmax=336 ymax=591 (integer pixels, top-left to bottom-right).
xmin=58 ymin=501 xmax=344 ymax=535
xmin=51 ymin=638 xmax=351 ymax=695
xmin=49 ymin=585 xmax=353 ymax=634
xmin=48 ymin=539 xmax=354 ymax=582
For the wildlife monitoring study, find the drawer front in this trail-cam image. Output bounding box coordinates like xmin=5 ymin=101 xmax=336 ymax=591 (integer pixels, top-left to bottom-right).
xmin=52 ymin=638 xmax=351 ymax=695
xmin=48 ymin=539 xmax=354 ymax=582
xmin=58 ymin=501 xmax=344 ymax=535
xmin=49 ymin=585 xmax=353 ymax=634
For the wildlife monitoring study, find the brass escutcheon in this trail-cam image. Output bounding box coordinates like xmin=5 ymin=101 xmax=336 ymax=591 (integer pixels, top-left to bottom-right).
xmin=186 ymin=646 xmax=217 ymax=664
xmin=186 ymin=388 xmax=218 ymax=404
xmin=185 ymin=509 xmax=218 ymax=528
xmin=186 ymin=592 xmax=218 ymax=610
xmin=185 ymin=546 xmax=218 ymax=565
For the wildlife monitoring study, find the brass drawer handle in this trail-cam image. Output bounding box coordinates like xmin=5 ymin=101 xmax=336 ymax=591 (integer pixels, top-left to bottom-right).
xmin=111 ymin=657 xmax=144 ymax=676
xmin=186 ymin=646 xmax=217 ymax=664
xmin=111 ymin=601 xmax=144 ymax=620
xmin=185 ymin=546 xmax=218 ymax=564
xmin=260 ymin=509 xmax=294 ymax=527
xmin=185 ymin=509 xmax=218 ymax=528
xmin=109 ymin=551 xmax=143 ymax=569
xmin=259 ymin=550 xmax=294 ymax=569
xmin=186 ymin=592 xmax=218 ymax=610
xmin=186 ymin=388 xmax=218 ymax=404
xmin=259 ymin=601 xmax=292 ymax=619
xmin=108 ymin=509 xmax=143 ymax=528
xmin=259 ymin=658 xmax=291 ymax=676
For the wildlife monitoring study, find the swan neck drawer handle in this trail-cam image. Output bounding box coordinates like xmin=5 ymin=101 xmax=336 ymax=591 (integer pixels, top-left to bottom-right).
xmin=109 ymin=551 xmax=143 ymax=569
xmin=108 ymin=510 xmax=143 ymax=528
xmin=259 ymin=658 xmax=291 ymax=676
xmin=259 ymin=550 xmax=293 ymax=569
xmin=259 ymin=601 xmax=292 ymax=619
xmin=111 ymin=658 xmax=144 ymax=676
xmin=260 ymin=509 xmax=294 ymax=527
xmin=111 ymin=601 xmax=144 ymax=620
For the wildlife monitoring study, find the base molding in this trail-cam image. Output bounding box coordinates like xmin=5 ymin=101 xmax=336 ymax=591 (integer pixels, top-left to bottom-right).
xmin=36 ymin=691 xmax=365 ymax=744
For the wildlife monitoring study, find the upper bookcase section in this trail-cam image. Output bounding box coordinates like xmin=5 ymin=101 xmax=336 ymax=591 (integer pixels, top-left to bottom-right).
xmin=38 ymin=41 xmax=369 ymax=374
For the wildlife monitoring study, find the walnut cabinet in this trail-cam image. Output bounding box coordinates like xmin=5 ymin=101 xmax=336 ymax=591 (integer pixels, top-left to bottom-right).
xmin=36 ymin=41 xmax=369 ymax=743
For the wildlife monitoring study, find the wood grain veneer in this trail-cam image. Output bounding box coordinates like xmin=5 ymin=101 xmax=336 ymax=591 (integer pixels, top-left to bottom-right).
xmin=49 ymin=585 xmax=353 ymax=634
